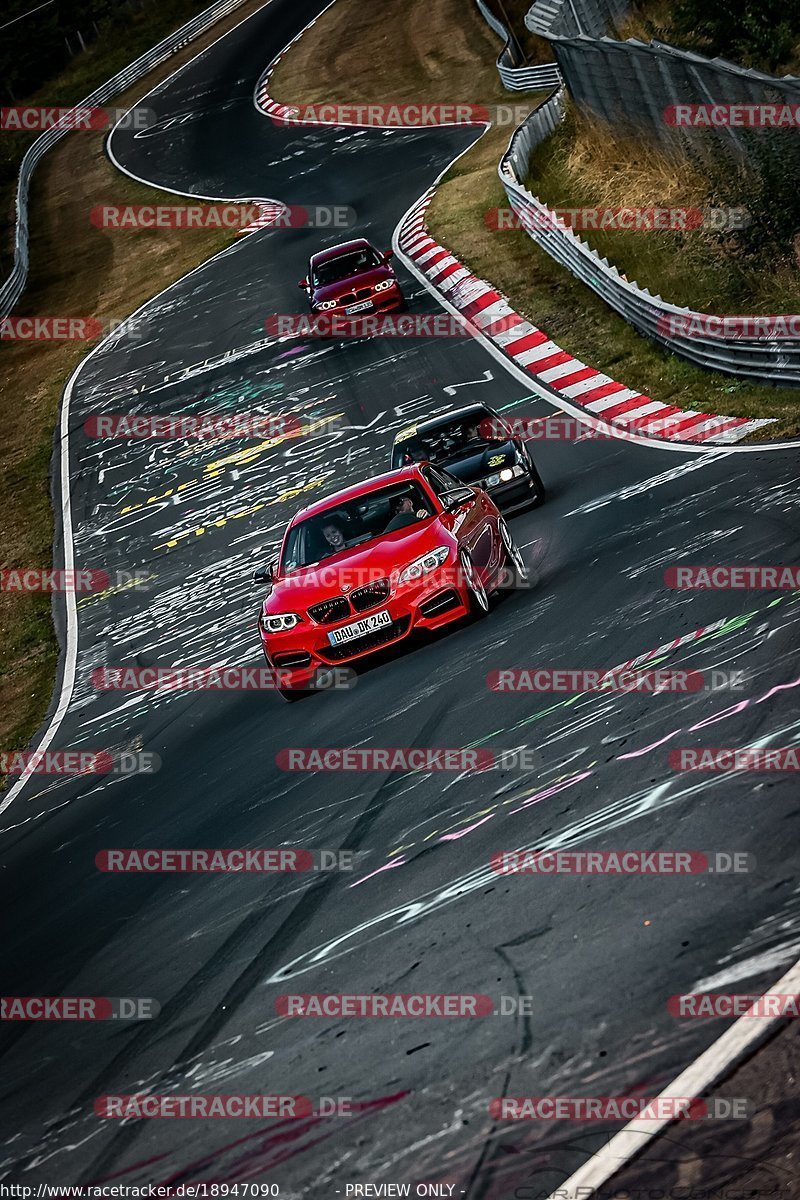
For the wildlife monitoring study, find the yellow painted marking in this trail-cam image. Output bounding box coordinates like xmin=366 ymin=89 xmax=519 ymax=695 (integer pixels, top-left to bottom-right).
xmin=117 ymin=416 xmax=340 ymax=517
xmin=154 ymin=476 xmax=329 ymax=550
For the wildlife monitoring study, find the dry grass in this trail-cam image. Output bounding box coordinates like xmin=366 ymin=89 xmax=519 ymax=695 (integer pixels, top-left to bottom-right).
xmin=269 ymin=0 xmax=516 ymax=109
xmin=561 ymin=110 xmax=708 ymax=210
xmin=0 ymin=0 xmax=270 ymax=761
xmin=613 ymin=0 xmax=674 ymax=43
xmin=527 ymin=104 xmax=800 ymax=317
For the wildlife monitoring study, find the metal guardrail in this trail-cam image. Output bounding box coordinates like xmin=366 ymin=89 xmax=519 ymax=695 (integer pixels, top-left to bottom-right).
xmin=0 ymin=0 xmax=251 ymax=320
xmin=499 ymin=88 xmax=800 ymax=385
xmin=475 ymin=0 xmax=561 ymax=91
xmin=526 ymin=0 xmax=628 ymax=41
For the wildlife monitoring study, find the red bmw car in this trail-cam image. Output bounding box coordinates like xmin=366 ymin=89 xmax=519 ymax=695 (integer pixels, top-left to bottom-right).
xmin=298 ymin=238 xmax=404 ymax=316
xmin=255 ymin=464 xmax=527 ymax=698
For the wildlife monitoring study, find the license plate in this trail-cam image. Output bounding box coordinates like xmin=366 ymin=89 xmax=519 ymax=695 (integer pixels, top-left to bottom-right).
xmin=328 ymin=609 xmax=391 ymax=646
xmin=344 ymin=300 xmax=372 ymax=314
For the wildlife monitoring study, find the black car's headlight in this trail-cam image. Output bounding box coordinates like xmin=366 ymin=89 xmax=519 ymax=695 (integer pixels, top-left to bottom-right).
xmin=486 ymin=458 xmax=526 ymax=486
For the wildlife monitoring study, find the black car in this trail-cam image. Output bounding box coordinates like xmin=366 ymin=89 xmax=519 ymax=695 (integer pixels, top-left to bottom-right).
xmin=389 ymin=404 xmax=545 ymax=514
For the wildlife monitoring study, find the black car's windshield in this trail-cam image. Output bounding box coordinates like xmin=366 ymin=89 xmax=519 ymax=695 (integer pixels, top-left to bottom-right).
xmin=392 ymin=411 xmax=506 ymax=468
xmin=311 ymin=249 xmax=382 ymax=287
xmin=281 ymin=481 xmax=434 ymax=572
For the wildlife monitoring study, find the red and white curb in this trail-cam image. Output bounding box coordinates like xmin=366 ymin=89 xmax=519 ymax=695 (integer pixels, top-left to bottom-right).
xmin=253 ymin=14 xmax=488 ymax=131
xmin=398 ymin=191 xmax=773 ymax=445
xmin=237 ymin=200 xmax=292 ymax=236
xmin=254 ymin=32 xmax=775 ymax=447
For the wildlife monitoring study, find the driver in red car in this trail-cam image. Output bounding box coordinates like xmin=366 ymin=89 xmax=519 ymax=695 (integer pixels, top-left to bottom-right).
xmin=385 ymin=493 xmax=430 ymax=533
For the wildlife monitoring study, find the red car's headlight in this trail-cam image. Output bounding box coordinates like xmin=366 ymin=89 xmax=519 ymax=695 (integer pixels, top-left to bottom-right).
xmin=374 ymin=279 xmax=394 ymax=292
xmin=397 ymin=546 xmax=450 ymax=585
xmin=261 ymin=612 xmax=302 ymax=633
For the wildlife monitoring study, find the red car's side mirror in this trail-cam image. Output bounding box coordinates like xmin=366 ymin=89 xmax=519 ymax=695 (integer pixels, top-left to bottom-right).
xmin=298 ymin=278 xmax=309 ymax=289
xmin=383 ymin=249 xmax=393 ymax=261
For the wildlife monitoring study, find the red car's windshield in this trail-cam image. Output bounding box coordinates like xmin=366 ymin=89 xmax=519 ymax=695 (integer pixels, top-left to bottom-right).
xmin=281 ymin=481 xmax=434 ymax=572
xmin=311 ymin=248 xmax=382 ymax=287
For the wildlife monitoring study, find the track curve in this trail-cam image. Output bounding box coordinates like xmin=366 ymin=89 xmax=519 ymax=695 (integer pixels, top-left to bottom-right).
xmin=2 ymin=0 xmax=800 ymax=1194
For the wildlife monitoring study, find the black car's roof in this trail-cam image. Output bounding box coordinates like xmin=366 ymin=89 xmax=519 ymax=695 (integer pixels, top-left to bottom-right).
xmin=392 ymin=404 xmax=498 ymax=444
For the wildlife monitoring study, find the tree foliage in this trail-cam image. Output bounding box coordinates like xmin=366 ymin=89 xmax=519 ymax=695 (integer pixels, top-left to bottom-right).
xmin=0 ymin=0 xmax=120 ymax=99
xmin=670 ymin=0 xmax=800 ymax=72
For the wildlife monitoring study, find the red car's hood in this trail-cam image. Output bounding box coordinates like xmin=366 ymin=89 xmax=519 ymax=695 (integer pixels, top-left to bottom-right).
xmin=311 ymin=265 xmax=394 ymax=304
xmin=263 ymin=518 xmax=448 ymax=614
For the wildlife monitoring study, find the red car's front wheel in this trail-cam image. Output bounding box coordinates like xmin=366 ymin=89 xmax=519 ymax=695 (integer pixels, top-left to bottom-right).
xmin=459 ymin=548 xmax=489 ymax=617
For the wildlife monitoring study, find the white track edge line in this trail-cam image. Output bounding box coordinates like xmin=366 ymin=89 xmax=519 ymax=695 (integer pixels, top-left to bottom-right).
xmin=546 ymin=957 xmax=800 ymax=1199
xmin=0 ymin=0 xmax=278 ymax=819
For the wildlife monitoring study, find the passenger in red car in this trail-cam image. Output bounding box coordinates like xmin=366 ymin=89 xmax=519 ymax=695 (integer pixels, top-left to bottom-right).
xmin=321 ymin=521 xmax=346 ymax=554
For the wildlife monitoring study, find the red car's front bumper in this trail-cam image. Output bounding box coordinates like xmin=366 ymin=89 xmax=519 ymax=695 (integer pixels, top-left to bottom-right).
xmin=260 ymin=566 xmax=469 ymax=689
xmin=312 ymin=281 xmax=405 ymax=316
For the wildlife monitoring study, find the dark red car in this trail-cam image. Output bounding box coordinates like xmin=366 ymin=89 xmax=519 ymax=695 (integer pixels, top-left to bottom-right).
xmin=298 ymin=238 xmax=404 ymax=316
xmin=255 ymin=464 xmax=527 ymax=698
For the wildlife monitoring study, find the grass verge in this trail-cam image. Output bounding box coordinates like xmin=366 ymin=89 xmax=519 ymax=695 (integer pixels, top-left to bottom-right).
xmin=268 ymin=0 xmax=800 ymax=437
xmin=0 ymin=0 xmax=269 ymax=763
xmin=526 ymin=104 xmax=800 ymax=315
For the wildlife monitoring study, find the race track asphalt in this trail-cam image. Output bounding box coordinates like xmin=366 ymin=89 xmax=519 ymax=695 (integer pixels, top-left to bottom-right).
xmin=2 ymin=0 xmax=800 ymax=1193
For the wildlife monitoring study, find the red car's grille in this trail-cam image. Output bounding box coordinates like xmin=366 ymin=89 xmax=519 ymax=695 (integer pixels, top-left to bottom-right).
xmin=318 ymin=616 xmax=410 ymax=662
xmin=308 ymin=596 xmax=351 ymax=625
xmin=337 ymin=286 xmax=373 ymax=305
xmin=349 ymin=578 xmax=390 ymax=612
